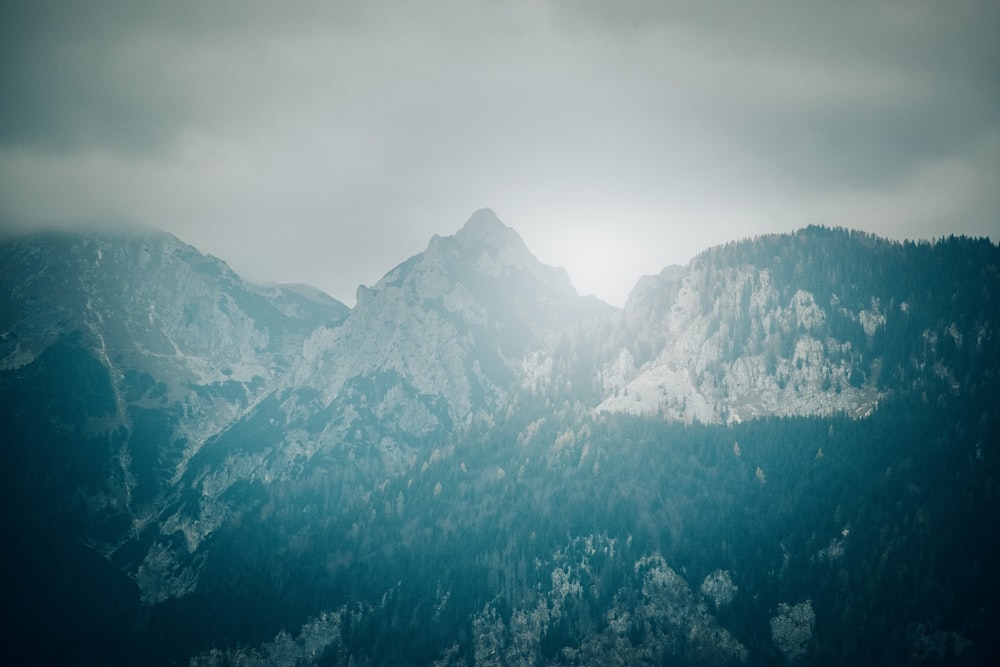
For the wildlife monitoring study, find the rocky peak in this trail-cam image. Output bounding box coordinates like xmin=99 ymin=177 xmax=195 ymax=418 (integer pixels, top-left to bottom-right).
xmin=372 ymin=207 xmax=574 ymax=297
xmin=0 ymin=227 xmax=349 ymax=564
xmin=299 ymin=210 xmax=609 ymax=424
xmin=454 ymin=207 xmax=514 ymax=245
xmin=451 ymin=207 xmax=535 ymax=272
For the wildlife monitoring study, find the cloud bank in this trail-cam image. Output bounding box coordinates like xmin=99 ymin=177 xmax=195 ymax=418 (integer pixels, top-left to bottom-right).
xmin=2 ymin=0 xmax=997 ymax=306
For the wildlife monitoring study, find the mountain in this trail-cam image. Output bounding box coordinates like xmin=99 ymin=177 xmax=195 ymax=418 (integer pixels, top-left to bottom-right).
xmin=125 ymin=209 xmax=614 ymax=604
xmin=2 ymin=213 xmax=998 ymax=665
xmin=0 ymin=228 xmax=348 ymax=606
xmin=522 ymin=226 xmax=998 ymax=427
xmin=593 ymin=226 xmax=995 ymax=422
xmin=295 ymin=207 xmax=612 ymax=421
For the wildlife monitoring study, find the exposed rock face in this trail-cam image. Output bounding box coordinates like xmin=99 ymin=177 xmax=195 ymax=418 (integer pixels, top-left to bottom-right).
xmin=525 ymin=226 xmax=992 ymax=425
xmin=701 ymin=569 xmax=738 ymax=609
xmin=470 ymin=536 xmax=748 ymax=667
xmin=594 ymin=258 xmax=877 ymax=423
xmin=770 ymin=600 xmax=816 ymax=663
xmin=0 ymin=229 xmax=348 ymax=598
xmin=295 ymin=207 xmax=610 ymax=425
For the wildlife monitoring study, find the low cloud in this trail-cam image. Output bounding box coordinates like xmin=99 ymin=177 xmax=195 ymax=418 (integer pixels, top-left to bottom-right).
xmin=1 ymin=1 xmax=997 ymax=306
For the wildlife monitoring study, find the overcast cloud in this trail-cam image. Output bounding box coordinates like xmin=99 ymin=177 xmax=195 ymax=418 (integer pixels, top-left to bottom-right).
xmin=1 ymin=0 xmax=997 ymax=306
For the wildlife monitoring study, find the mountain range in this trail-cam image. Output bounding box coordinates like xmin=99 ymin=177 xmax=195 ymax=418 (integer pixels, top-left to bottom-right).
xmin=2 ymin=209 xmax=998 ymax=665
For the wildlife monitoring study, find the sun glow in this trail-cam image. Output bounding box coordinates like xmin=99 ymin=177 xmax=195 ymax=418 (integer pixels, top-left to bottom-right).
xmin=534 ymin=226 xmax=641 ymax=308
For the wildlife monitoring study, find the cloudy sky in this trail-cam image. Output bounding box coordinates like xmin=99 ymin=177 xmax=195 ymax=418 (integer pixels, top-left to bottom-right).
xmin=1 ymin=0 xmax=998 ymax=306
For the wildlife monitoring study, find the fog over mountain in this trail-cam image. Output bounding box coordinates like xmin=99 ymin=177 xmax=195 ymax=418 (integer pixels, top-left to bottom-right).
xmin=2 ymin=1 xmax=998 ymax=306
xmin=3 ymin=210 xmax=998 ymax=665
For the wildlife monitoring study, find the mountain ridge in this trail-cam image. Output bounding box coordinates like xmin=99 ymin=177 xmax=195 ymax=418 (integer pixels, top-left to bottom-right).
xmin=2 ymin=212 xmax=998 ymax=665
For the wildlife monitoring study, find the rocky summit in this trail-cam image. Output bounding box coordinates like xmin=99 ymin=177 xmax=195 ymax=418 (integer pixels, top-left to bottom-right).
xmin=2 ymin=211 xmax=999 ymax=665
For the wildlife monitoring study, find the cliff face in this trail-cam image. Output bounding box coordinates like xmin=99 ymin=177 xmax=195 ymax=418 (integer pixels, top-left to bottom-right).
xmin=594 ymin=256 xmax=878 ymax=423
xmin=526 ymin=226 xmax=997 ymax=426
xmin=294 ymin=208 xmax=608 ymax=419
xmin=0 ymin=228 xmax=348 ymax=597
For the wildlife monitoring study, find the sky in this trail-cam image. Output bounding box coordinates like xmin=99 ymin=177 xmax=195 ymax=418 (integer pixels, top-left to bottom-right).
xmin=1 ymin=0 xmax=998 ymax=307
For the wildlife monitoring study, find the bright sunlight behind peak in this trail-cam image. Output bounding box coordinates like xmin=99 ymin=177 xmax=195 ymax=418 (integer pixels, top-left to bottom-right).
xmin=526 ymin=225 xmax=642 ymax=309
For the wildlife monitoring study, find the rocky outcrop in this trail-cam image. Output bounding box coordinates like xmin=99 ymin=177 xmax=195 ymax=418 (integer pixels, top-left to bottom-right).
xmin=294 ymin=208 xmax=611 ymax=426
xmin=0 ymin=229 xmax=348 ymax=598
xmin=595 ymin=261 xmax=877 ymax=423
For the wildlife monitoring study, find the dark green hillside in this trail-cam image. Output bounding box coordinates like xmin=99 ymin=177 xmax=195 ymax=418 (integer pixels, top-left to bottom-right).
xmin=125 ymin=364 xmax=997 ymax=666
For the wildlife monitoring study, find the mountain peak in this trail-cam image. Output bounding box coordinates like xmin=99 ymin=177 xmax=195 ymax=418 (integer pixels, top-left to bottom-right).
xmin=461 ymin=207 xmax=503 ymax=231
xmin=454 ymin=208 xmax=523 ymax=250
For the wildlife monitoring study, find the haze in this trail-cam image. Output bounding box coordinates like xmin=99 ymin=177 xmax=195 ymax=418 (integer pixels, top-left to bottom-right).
xmin=1 ymin=0 xmax=997 ymax=306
